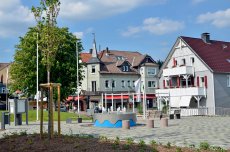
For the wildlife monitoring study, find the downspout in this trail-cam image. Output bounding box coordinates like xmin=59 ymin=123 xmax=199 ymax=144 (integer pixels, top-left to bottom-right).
xmin=211 ymin=72 xmax=215 ymax=115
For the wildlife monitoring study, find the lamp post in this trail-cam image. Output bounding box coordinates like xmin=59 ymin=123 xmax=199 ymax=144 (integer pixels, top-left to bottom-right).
xmin=76 ymin=41 xmax=80 ymax=113
xmin=36 ymin=32 xmax=39 ymax=121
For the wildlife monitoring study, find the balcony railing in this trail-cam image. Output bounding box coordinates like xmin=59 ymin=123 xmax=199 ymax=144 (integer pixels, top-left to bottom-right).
xmin=163 ymin=66 xmax=194 ymax=77
xmin=156 ymin=87 xmax=206 ymax=97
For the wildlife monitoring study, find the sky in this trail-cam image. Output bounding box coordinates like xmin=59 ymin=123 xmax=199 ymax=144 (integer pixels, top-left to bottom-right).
xmin=0 ymin=0 xmax=230 ymax=63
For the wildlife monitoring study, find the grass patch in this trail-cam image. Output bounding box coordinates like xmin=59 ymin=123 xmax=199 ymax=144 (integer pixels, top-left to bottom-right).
xmin=0 ymin=110 xmax=91 ymax=122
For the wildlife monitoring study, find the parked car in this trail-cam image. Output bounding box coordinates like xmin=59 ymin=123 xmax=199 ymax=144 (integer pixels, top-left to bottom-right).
xmin=60 ymin=106 xmax=67 ymax=112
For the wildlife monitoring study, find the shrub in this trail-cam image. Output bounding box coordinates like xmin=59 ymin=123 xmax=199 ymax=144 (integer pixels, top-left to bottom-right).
xmin=176 ymin=147 xmax=182 ymax=152
xmin=199 ymin=142 xmax=210 ymax=150
xmin=126 ymin=137 xmax=134 ymax=145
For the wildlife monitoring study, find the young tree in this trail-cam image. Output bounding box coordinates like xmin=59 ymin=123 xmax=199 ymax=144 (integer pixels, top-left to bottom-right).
xmin=32 ymin=0 xmax=61 ymax=83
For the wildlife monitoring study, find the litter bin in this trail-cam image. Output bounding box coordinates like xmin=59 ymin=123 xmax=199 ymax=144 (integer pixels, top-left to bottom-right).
xmin=175 ymin=113 xmax=181 ymax=119
xmin=1 ymin=112 xmax=10 ymax=130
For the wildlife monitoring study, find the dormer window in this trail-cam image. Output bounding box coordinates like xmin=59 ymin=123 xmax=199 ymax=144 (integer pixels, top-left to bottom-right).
xmin=122 ymin=65 xmax=129 ymax=72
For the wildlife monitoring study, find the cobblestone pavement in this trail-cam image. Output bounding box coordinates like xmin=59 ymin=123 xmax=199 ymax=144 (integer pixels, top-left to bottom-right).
xmin=1 ymin=116 xmax=230 ymax=149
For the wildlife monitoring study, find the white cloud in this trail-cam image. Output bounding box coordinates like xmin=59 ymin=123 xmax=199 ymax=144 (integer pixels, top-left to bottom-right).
xmin=0 ymin=0 xmax=34 ymax=38
xmin=73 ymin=32 xmax=84 ymax=39
xmin=121 ymin=26 xmax=141 ymax=37
xmin=122 ymin=17 xmax=184 ymax=36
xmin=60 ymin=0 xmax=165 ymax=20
xmin=191 ymin=0 xmax=206 ymax=4
xmin=197 ymin=8 xmax=230 ymax=28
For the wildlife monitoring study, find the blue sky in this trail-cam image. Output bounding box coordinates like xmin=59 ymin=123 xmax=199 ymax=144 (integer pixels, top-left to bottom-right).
xmin=1 ymin=0 xmax=230 ymax=63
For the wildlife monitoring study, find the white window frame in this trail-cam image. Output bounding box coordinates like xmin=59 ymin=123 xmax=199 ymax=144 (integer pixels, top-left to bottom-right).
xmin=227 ymin=75 xmax=230 ymax=87
xmin=147 ymin=68 xmax=156 ymax=75
xmin=91 ymin=65 xmax=96 ymax=73
xmin=121 ymin=80 xmax=125 ymax=88
xmin=148 ymin=81 xmax=156 ymax=88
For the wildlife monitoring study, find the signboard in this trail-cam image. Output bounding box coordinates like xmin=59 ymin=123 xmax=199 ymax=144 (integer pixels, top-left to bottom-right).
xmin=17 ymin=99 xmax=26 ymax=113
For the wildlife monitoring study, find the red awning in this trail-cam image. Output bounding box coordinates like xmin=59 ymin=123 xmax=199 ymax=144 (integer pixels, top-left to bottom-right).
xmin=66 ymin=96 xmax=84 ymax=101
xmin=105 ymin=95 xmax=129 ymax=100
xmin=105 ymin=94 xmax=156 ymax=100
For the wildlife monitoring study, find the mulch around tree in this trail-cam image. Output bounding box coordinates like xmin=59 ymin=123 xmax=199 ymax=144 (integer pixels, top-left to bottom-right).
xmin=0 ymin=133 xmax=229 ymax=152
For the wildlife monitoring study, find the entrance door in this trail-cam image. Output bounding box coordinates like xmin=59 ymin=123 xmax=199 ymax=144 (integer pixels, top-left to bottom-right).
xmin=92 ymin=81 xmax=97 ymax=92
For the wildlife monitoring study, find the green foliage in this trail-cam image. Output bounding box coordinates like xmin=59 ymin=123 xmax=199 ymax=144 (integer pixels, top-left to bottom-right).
xmin=137 ymin=104 xmax=143 ymax=114
xmin=10 ymin=26 xmax=84 ymax=100
xmin=99 ymin=135 xmax=108 ymax=142
xmin=165 ymin=142 xmax=171 ymax=148
xmin=114 ymin=136 xmax=120 ymax=145
xmin=211 ymin=146 xmax=226 ymax=152
xmin=156 ymin=59 xmax=164 ymax=69
xmin=175 ymin=147 xmax=182 ymax=152
xmin=150 ymin=139 xmax=157 ymax=146
xmin=126 ymin=137 xmax=134 ymax=145
xmin=138 ymin=139 xmax=146 ymax=148
xmin=199 ymin=141 xmax=210 ymax=150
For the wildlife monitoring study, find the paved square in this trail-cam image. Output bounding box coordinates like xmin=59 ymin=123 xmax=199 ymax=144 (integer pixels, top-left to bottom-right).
xmin=1 ymin=116 xmax=230 ymax=149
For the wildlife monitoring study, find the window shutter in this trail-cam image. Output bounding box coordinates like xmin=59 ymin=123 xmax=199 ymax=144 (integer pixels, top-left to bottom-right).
xmin=204 ymin=76 xmax=208 ymax=88
xmin=177 ymin=76 xmax=180 ymax=87
xmin=191 ymin=77 xmax=194 ymax=86
xmin=169 ymin=79 xmax=172 ymax=87
xmin=197 ymin=76 xmax=199 ymax=87
xmin=163 ymin=80 xmax=165 ymax=88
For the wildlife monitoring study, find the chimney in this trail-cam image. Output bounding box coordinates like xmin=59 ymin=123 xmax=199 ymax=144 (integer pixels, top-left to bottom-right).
xmin=106 ymin=47 xmax=109 ymax=53
xmin=201 ymin=33 xmax=210 ymax=43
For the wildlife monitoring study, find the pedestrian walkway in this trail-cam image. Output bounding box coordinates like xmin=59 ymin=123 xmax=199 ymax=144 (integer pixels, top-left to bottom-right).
xmin=1 ymin=116 xmax=230 ymax=149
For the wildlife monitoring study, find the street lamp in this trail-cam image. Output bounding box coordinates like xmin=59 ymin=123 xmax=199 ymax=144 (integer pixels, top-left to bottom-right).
xmin=76 ymin=40 xmax=80 ymax=113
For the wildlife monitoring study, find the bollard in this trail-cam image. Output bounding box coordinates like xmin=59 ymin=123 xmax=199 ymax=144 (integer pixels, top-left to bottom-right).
xmin=122 ymin=120 xmax=130 ymax=129
xmin=77 ymin=118 xmax=82 ymax=123
xmin=146 ymin=119 xmax=154 ymax=128
xmin=160 ymin=118 xmax=168 ymax=127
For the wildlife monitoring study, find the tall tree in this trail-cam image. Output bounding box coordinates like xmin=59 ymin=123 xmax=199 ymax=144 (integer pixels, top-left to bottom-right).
xmin=10 ymin=26 xmax=83 ymax=101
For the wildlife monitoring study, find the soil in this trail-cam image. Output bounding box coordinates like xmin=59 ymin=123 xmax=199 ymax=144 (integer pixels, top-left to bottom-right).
xmin=0 ymin=133 xmax=229 ymax=152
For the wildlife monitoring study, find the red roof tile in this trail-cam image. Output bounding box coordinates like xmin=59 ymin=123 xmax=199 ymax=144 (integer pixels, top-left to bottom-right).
xmin=80 ymin=53 xmax=92 ymax=63
xmin=181 ymin=36 xmax=230 ymax=73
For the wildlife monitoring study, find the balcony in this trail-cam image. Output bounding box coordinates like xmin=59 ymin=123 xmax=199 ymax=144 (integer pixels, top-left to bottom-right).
xmin=156 ymin=87 xmax=206 ymax=97
xmin=163 ymin=66 xmax=194 ymax=77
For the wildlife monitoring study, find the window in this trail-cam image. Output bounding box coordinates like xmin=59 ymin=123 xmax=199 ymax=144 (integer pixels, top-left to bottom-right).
xmin=111 ymin=80 xmax=116 ymax=88
xmin=133 ymin=81 xmax=135 ymax=87
xmin=91 ymin=65 xmax=96 ymax=73
xmin=121 ymin=80 xmax=125 ymax=88
xmin=147 ymin=68 xmax=156 ymax=75
xmin=227 ymin=75 xmax=230 ymax=87
xmin=127 ymin=80 xmax=131 ymax=87
xmin=190 ymin=57 xmax=195 ymax=65
xmin=105 ymin=80 xmax=109 ymax=88
xmin=181 ymin=58 xmax=186 ymax=65
xmin=148 ymin=81 xmax=156 ymax=88
xmin=122 ymin=65 xmax=129 ymax=72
